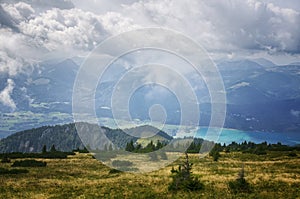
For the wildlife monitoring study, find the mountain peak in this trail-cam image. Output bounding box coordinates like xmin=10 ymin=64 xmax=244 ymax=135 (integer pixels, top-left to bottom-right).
xmin=123 ymin=125 xmax=173 ymax=140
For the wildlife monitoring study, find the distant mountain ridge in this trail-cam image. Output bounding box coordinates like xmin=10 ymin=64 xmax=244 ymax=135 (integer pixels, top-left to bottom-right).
xmin=0 ymin=123 xmax=172 ymax=153
xmin=1 ymin=57 xmax=300 ymax=136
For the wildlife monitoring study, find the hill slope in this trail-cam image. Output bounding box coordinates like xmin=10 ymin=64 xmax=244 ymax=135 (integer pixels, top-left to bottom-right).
xmin=0 ymin=123 xmax=172 ymax=153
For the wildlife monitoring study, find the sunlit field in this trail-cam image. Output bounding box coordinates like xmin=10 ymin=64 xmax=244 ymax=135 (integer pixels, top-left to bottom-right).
xmin=0 ymin=151 xmax=299 ymax=199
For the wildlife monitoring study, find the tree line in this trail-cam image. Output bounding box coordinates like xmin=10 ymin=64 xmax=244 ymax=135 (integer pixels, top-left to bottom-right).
xmin=125 ymin=140 xmax=167 ymax=153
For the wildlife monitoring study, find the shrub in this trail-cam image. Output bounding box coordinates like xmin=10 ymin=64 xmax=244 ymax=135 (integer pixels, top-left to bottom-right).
xmin=12 ymin=160 xmax=47 ymax=167
xmin=228 ymin=165 xmax=251 ymax=194
xmin=209 ymin=144 xmax=222 ymax=161
xmin=108 ymin=168 xmax=122 ymax=174
xmin=39 ymin=152 xmax=69 ymax=159
xmin=0 ymin=167 xmax=28 ymax=175
xmin=73 ymin=147 xmax=89 ymax=153
xmin=0 ymin=151 xmax=73 ymax=159
xmin=211 ymin=151 xmax=220 ymax=161
xmin=168 ymin=153 xmax=204 ymax=191
xmin=1 ymin=156 xmax=11 ymax=163
xmin=288 ymin=152 xmax=297 ymax=157
xmin=253 ymin=148 xmax=267 ymax=155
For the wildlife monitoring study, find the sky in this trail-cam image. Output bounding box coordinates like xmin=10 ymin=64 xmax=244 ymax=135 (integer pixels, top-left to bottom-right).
xmin=0 ymin=0 xmax=298 ymax=133
xmin=0 ymin=0 xmax=299 ymax=79
xmin=0 ymin=0 xmax=299 ymax=111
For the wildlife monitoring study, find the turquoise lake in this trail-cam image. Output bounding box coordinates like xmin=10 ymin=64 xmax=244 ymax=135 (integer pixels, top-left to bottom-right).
xmin=194 ymin=127 xmax=299 ymax=146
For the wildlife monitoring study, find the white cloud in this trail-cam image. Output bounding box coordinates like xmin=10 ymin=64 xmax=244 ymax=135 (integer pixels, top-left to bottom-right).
xmin=99 ymin=12 xmax=140 ymax=35
xmin=229 ymin=82 xmax=250 ymax=90
xmin=0 ymin=2 xmax=141 ymax=78
xmin=2 ymin=2 xmax=35 ymax=21
xmin=0 ymin=28 xmax=36 ymax=76
xmin=121 ymin=0 xmax=300 ymax=54
xmin=19 ymin=8 xmax=108 ymax=52
xmin=1 ymin=0 xmax=75 ymax=11
xmin=0 ymin=79 xmax=16 ymax=110
xmin=291 ymin=109 xmax=300 ymax=117
xmin=0 ymin=0 xmax=299 ymax=80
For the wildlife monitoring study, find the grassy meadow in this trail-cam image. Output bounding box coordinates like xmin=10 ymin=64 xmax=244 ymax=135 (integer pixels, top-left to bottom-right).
xmin=0 ymin=151 xmax=299 ymax=199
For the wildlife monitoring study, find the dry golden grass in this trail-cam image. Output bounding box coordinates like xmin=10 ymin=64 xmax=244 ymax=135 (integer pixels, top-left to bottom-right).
xmin=0 ymin=151 xmax=299 ymax=199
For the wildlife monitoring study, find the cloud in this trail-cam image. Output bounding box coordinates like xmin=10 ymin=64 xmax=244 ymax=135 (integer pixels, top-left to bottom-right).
xmin=1 ymin=0 xmax=74 ymax=11
xmin=121 ymin=0 xmax=300 ymax=54
xmin=2 ymin=2 xmax=35 ymax=22
xmin=0 ymin=28 xmax=34 ymax=76
xmin=72 ymin=0 xmax=137 ymax=15
xmin=0 ymin=4 xmax=19 ymax=31
xmin=229 ymin=82 xmax=250 ymax=90
xmin=19 ymin=8 xmax=108 ymax=52
xmin=99 ymin=12 xmax=140 ymax=35
xmin=0 ymin=1 xmax=140 ymax=78
xmin=290 ymin=109 xmax=300 ymax=117
xmin=0 ymin=0 xmax=299 ymax=80
xmin=0 ymin=79 xmax=16 ymax=110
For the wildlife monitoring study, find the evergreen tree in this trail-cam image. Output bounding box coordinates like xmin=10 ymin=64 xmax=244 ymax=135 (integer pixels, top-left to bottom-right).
xmin=168 ymin=153 xmax=204 ymax=191
xmin=145 ymin=140 xmax=155 ymax=152
xmin=104 ymin=144 xmax=108 ymax=151
xmin=135 ymin=143 xmax=142 ymax=151
xmin=229 ymin=164 xmax=251 ymax=193
xmin=212 ymin=151 xmax=220 ymax=161
xmin=42 ymin=145 xmax=47 ymax=153
xmin=50 ymin=145 xmax=57 ymax=153
xmin=156 ymin=140 xmax=163 ymax=150
xmin=209 ymin=143 xmax=222 ymax=161
xmin=108 ymin=144 xmax=113 ymax=151
xmin=125 ymin=140 xmax=135 ymax=152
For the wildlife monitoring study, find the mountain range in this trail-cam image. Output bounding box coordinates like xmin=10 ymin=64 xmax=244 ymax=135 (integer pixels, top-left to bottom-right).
xmin=0 ymin=57 xmax=300 ymax=137
xmin=0 ymin=123 xmax=172 ymax=153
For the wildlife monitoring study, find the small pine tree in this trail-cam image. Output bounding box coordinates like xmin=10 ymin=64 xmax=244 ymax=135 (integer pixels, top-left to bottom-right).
xmin=145 ymin=141 xmax=155 ymax=152
xmin=50 ymin=145 xmax=57 ymax=153
xmin=135 ymin=143 xmax=142 ymax=151
xmin=209 ymin=144 xmax=221 ymax=161
xmin=212 ymin=151 xmax=220 ymax=161
xmin=168 ymin=153 xmax=203 ymax=191
xmin=108 ymin=144 xmax=113 ymax=151
xmin=156 ymin=140 xmax=163 ymax=150
xmin=82 ymin=147 xmax=89 ymax=153
xmin=103 ymin=144 xmax=108 ymax=151
xmin=125 ymin=140 xmax=135 ymax=152
xmin=42 ymin=145 xmax=47 ymax=153
xmin=228 ymin=164 xmax=251 ymax=194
